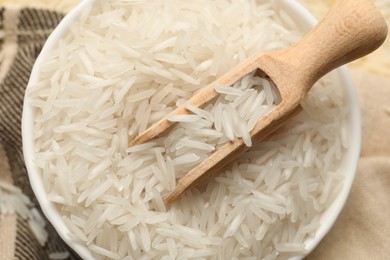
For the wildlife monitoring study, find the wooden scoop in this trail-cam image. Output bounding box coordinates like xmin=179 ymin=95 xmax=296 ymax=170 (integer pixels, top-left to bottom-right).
xmin=129 ymin=0 xmax=388 ymax=204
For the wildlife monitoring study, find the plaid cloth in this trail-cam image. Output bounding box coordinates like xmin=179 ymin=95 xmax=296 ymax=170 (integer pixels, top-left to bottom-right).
xmin=0 ymin=7 xmax=80 ymax=260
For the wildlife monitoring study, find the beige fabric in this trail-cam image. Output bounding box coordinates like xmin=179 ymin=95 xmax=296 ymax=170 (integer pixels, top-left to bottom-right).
xmin=355 ymin=71 xmax=390 ymax=157
xmin=0 ymin=0 xmax=80 ymax=12
xmin=0 ymin=145 xmax=17 ymax=260
xmin=0 ymin=215 xmax=17 ymax=260
xmin=0 ymin=145 xmax=12 ymax=184
xmin=0 ymin=8 xmax=18 ymax=83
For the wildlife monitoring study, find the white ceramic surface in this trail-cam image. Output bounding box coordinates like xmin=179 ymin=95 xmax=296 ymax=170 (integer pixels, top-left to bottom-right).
xmin=22 ymin=0 xmax=361 ymax=259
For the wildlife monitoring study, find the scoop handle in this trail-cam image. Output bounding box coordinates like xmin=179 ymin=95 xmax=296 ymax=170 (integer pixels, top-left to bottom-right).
xmin=276 ymin=0 xmax=387 ymax=93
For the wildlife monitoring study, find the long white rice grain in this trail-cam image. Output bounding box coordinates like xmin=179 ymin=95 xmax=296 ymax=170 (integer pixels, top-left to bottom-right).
xmin=224 ymin=213 xmax=245 ymax=238
xmin=183 ymin=103 xmax=213 ymax=122
xmin=88 ymin=158 xmax=111 ymax=180
xmin=166 ymin=114 xmax=201 ymax=123
xmin=85 ymin=179 xmax=112 ymax=206
xmin=220 ymin=109 xmax=234 ymax=140
xmin=89 ymin=244 xmax=121 ymax=259
xmin=170 ymin=68 xmax=200 ymax=85
xmin=126 ymin=89 xmax=156 ymax=103
xmin=215 ymin=85 xmax=244 ymax=96
xmin=179 ymin=139 xmax=215 ymax=151
xmin=172 ymin=153 xmax=200 ymax=166
xmin=126 ymin=142 xmax=157 ymax=153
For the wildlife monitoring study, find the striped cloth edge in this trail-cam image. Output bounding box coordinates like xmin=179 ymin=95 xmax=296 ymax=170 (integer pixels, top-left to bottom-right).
xmin=0 ymin=7 xmax=81 ymax=260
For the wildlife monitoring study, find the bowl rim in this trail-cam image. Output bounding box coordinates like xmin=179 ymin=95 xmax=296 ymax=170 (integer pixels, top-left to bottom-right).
xmin=22 ymin=0 xmax=96 ymax=258
xmin=22 ymin=0 xmax=361 ymax=259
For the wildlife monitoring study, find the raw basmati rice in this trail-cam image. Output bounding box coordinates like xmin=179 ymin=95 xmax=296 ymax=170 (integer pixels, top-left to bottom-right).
xmin=28 ymin=0 xmax=350 ymax=259
xmin=0 ymin=181 xmax=48 ymax=246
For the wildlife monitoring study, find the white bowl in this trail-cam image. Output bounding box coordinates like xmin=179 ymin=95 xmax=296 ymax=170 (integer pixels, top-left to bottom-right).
xmin=22 ymin=0 xmax=361 ymax=259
